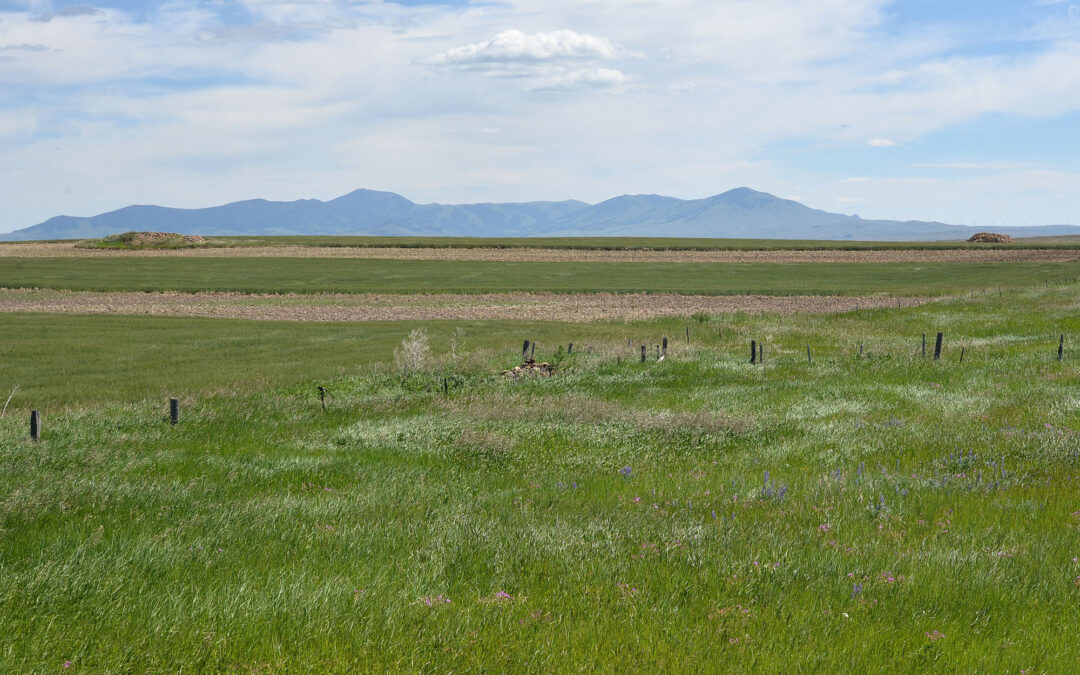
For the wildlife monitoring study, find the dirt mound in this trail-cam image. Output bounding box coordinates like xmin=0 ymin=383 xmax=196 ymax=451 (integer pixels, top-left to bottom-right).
xmin=88 ymin=231 xmax=206 ymax=249
xmin=967 ymin=232 xmax=1013 ymax=243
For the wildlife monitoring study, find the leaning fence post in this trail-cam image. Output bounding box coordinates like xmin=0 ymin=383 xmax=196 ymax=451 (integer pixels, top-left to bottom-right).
xmin=806 ymin=345 xmax=813 ymax=365
xmin=170 ymin=398 xmax=179 ymax=425
xmin=30 ymin=410 xmax=40 ymax=442
xmin=641 ymin=345 xmax=646 ymax=363
xmin=934 ymin=332 xmax=943 ymax=361
xmin=568 ymin=343 xmax=574 ymax=354
xmin=959 ymin=347 xmax=965 ymax=364
xmin=750 ymin=340 xmax=757 ymax=364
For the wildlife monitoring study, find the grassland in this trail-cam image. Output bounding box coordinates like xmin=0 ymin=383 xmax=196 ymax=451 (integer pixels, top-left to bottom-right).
xmin=203 ymin=235 xmax=1080 ymax=250
xmin=1 ymin=284 xmax=1079 ymax=670
xmin=1 ymin=257 xmax=1076 ymax=295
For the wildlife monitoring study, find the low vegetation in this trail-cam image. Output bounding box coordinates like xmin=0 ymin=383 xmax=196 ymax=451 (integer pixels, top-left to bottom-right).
xmin=0 ymin=257 xmax=1075 ymax=296
xmin=204 ymin=234 xmax=1080 ymax=250
xmin=80 ymin=231 xmax=208 ymax=250
xmin=1 ymin=285 xmax=1078 ymax=669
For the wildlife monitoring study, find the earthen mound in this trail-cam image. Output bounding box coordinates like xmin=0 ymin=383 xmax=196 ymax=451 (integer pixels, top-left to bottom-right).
xmin=967 ymin=232 xmax=1013 ymax=243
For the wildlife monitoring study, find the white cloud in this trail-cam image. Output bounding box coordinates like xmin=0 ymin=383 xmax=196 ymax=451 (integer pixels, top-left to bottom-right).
xmin=425 ymin=29 xmax=620 ymax=66
xmin=868 ymin=138 xmax=898 ymax=147
xmin=531 ymin=67 xmax=631 ymax=91
xmin=422 ymin=29 xmax=629 ymax=91
xmin=842 ymin=177 xmax=870 ymax=182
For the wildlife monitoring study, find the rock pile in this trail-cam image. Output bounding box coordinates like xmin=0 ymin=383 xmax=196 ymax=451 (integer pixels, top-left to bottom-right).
xmin=502 ymin=359 xmax=555 ymax=379
xmin=967 ymin=232 xmax=1013 ymax=243
xmin=131 ymin=232 xmax=207 ymax=245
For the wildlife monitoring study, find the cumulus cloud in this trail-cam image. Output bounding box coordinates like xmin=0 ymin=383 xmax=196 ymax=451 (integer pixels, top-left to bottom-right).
xmin=868 ymin=138 xmax=898 ymax=147
xmin=426 ymin=29 xmax=620 ymax=66
xmin=423 ymin=29 xmax=630 ymax=90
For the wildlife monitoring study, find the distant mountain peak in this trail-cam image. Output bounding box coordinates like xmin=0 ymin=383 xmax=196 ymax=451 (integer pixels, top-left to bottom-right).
xmin=3 ymin=187 xmax=1078 ymax=241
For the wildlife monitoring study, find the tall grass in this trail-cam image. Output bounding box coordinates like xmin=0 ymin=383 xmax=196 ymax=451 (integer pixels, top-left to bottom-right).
xmin=1 ymin=287 xmax=1078 ymax=669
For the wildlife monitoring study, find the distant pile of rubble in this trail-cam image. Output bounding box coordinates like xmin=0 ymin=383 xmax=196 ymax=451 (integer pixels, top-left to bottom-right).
xmin=502 ymin=359 xmax=555 ymax=379
xmin=967 ymin=232 xmax=1013 ymax=243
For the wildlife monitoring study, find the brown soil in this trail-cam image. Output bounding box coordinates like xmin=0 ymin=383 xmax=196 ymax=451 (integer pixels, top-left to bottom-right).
xmin=0 ymin=288 xmax=934 ymax=322
xmin=2 ymin=242 xmax=1079 ymax=263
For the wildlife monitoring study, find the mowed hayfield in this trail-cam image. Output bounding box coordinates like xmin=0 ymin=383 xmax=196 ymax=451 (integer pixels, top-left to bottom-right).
xmin=0 ymin=256 xmax=1078 ymax=295
xmin=1 ymin=243 xmax=1079 ymax=671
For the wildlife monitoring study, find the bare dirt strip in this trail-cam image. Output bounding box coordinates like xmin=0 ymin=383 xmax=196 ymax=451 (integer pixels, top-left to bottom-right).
xmin=2 ymin=242 xmax=1079 ymax=263
xmin=0 ymin=288 xmax=933 ymax=322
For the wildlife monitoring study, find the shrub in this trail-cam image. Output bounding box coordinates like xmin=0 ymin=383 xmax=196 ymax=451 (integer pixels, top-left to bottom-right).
xmin=393 ymin=328 xmax=430 ymax=377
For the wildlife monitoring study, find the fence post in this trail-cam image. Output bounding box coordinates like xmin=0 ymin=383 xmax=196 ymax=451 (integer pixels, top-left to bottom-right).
xmin=686 ymin=326 xmax=690 ymax=342
xmin=568 ymin=343 xmax=573 ymax=354
xmin=30 ymin=410 xmax=40 ymax=442
xmin=759 ymin=342 xmax=764 ymax=364
xmin=934 ymin=332 xmax=943 ymax=361
xmin=170 ymin=398 xmax=179 ymax=425
xmin=959 ymin=347 xmax=965 ymax=364
xmin=807 ymin=344 xmax=813 ymax=365
xmin=922 ymin=333 xmax=926 ymax=357
xmin=1060 ymin=334 xmax=1065 ymax=361
xmin=530 ymin=342 xmax=535 ymax=360
xmin=318 ymin=386 xmax=326 ymax=411
xmin=750 ymin=340 xmax=757 ymax=364
xmin=641 ymin=345 xmax=646 ymax=363
xmin=662 ymin=337 xmax=668 ymax=359
xmin=522 ymin=340 xmax=530 ymax=361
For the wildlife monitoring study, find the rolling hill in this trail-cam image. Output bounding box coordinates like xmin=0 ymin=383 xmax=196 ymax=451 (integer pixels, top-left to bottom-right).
xmin=5 ymin=187 xmax=1079 ymax=241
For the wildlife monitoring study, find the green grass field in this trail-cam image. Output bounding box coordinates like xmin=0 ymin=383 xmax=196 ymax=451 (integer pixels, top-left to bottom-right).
xmin=2 ymin=286 xmax=1079 ymax=670
xmin=1 ymin=257 xmax=1076 ymax=295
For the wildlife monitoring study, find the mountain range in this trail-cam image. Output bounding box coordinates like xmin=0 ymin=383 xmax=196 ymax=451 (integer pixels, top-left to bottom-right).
xmin=5 ymin=187 xmax=1079 ymax=241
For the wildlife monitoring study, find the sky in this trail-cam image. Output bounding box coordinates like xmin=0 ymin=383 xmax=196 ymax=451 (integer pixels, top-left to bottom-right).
xmin=2 ymin=0 xmax=1080 ymax=231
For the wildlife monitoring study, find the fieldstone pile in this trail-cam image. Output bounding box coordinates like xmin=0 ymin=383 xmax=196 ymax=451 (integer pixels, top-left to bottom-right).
xmin=132 ymin=232 xmax=207 ymax=245
xmin=967 ymin=232 xmax=1013 ymax=243
xmin=502 ymin=359 xmax=555 ymax=379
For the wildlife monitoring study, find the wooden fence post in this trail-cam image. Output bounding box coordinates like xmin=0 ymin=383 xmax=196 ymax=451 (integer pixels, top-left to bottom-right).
xmin=686 ymin=326 xmax=690 ymax=342
xmin=1060 ymin=334 xmax=1065 ymax=361
xmin=318 ymin=387 xmax=326 ymax=411
xmin=530 ymin=342 xmax=535 ymax=360
xmin=959 ymin=347 xmax=965 ymax=364
xmin=759 ymin=342 xmax=764 ymax=364
xmin=662 ymin=337 xmax=668 ymax=359
xmin=30 ymin=410 xmax=40 ymax=442
xmin=807 ymin=344 xmax=813 ymax=365
xmin=170 ymin=398 xmax=179 ymax=425
xmin=750 ymin=340 xmax=757 ymax=364
xmin=522 ymin=340 xmax=530 ymax=361
xmin=934 ymin=332 xmax=943 ymax=361
xmin=568 ymin=343 xmax=574 ymax=354
xmin=922 ymin=333 xmax=926 ymax=357
xmin=641 ymin=345 xmax=647 ymax=363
